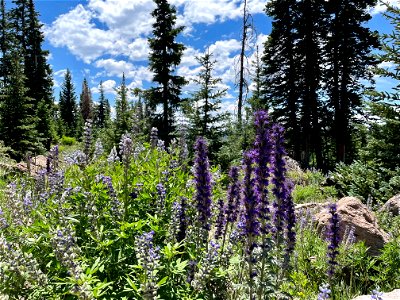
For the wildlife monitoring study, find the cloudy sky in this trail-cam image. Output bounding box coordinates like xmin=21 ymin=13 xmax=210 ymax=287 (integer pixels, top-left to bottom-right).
xmin=15 ymin=0 xmax=400 ymax=110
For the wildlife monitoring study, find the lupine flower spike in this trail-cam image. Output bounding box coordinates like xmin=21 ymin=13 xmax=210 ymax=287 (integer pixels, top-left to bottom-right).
xmin=193 ymin=137 xmax=212 ymax=234
xmin=327 ymin=203 xmax=340 ymax=278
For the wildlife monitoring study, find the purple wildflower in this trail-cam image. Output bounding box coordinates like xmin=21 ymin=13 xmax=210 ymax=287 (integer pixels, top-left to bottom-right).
xmin=150 ymin=127 xmax=158 ymax=148
xmin=194 ymin=137 xmax=212 ymax=231
xmin=317 ymin=283 xmax=331 ymax=300
xmin=156 ymin=183 xmax=166 ymax=214
xmin=371 ymin=288 xmax=383 ymax=300
xmin=253 ymin=110 xmax=273 ymax=234
xmin=135 ymin=231 xmax=161 ymax=299
xmin=83 ymin=119 xmax=93 ymax=163
xmin=0 ymin=208 xmax=8 ymax=229
xmin=107 ymin=146 xmax=119 ymax=163
xmin=47 ymin=145 xmax=59 ymax=173
xmin=327 ymin=203 xmax=340 ymax=278
xmin=225 ymin=166 xmax=241 ymax=224
xmin=272 ymin=123 xmax=289 ymax=235
xmin=214 ymin=197 xmax=225 ymax=240
xmin=119 ymin=134 xmax=133 ymax=167
xmin=242 ymin=151 xmax=260 ymax=241
xmin=93 ymin=139 xmax=104 ymax=160
xmin=97 ymin=175 xmax=122 ymax=219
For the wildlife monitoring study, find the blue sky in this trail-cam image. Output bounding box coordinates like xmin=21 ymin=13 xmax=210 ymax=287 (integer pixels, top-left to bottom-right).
xmin=9 ymin=0 xmax=400 ymax=111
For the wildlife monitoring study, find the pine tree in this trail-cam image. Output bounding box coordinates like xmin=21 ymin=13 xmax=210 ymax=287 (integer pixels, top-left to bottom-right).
xmin=261 ymin=0 xmax=301 ymax=163
xmin=115 ymin=74 xmax=131 ymax=141
xmin=187 ymin=50 xmax=228 ymax=156
xmin=361 ymin=3 xmax=400 ymax=169
xmin=11 ymin=0 xmax=54 ymax=149
xmin=324 ymin=0 xmax=379 ymax=164
xmin=0 ymin=0 xmax=12 ymax=86
xmin=0 ymin=54 xmax=41 ymax=160
xmin=296 ymin=0 xmax=327 ymax=169
xmin=80 ymin=78 xmax=93 ymax=122
xmin=59 ymin=69 xmax=78 ymax=137
xmin=148 ymin=0 xmax=186 ymax=144
xmin=95 ymin=80 xmax=110 ymax=128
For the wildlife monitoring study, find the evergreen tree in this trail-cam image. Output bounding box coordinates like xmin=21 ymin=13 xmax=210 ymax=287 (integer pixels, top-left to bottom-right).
xmin=148 ymin=0 xmax=186 ymax=144
xmin=296 ymin=0 xmax=327 ymax=169
xmin=262 ymin=0 xmax=301 ymax=163
xmin=115 ymin=74 xmax=131 ymax=141
xmin=80 ymin=78 xmax=93 ymax=122
xmin=187 ymin=50 xmax=228 ymax=156
xmin=59 ymin=69 xmax=78 ymax=137
xmin=0 ymin=55 xmax=41 ymax=160
xmin=324 ymin=0 xmax=379 ymax=164
xmin=11 ymin=0 xmax=54 ymax=149
xmin=361 ymin=3 xmax=400 ymax=169
xmin=0 ymin=0 xmax=12 ymax=86
xmin=95 ymin=81 xmax=110 ymax=128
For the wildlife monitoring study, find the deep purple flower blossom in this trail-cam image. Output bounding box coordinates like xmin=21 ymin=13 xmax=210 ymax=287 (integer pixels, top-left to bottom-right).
xmin=253 ymin=111 xmax=273 ymax=233
xmin=194 ymin=137 xmax=213 ymax=231
xmin=214 ymin=197 xmax=225 ymax=240
xmin=327 ymin=203 xmax=340 ymax=278
xmin=242 ymin=150 xmax=260 ymax=247
xmin=272 ymin=123 xmax=289 ymax=235
xmin=225 ymin=166 xmax=241 ymax=224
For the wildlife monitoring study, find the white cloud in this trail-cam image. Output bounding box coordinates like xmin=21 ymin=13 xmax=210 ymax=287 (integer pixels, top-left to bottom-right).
xmin=45 ymin=0 xmax=269 ymax=64
xmin=371 ymin=0 xmax=400 ymax=15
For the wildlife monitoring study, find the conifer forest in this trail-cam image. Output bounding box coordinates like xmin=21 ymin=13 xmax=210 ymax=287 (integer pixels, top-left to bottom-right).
xmin=1 ymin=0 xmax=400 ymax=299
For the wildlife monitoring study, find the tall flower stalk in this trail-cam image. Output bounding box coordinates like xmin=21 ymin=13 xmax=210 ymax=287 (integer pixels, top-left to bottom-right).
xmin=242 ymin=151 xmax=259 ymax=300
xmin=327 ymin=203 xmax=340 ymax=279
xmin=221 ymin=166 xmax=240 ymax=254
xmin=193 ymin=137 xmax=213 ymax=247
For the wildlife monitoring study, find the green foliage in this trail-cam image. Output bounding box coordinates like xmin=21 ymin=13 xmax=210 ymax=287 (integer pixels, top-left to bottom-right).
xmin=148 ymin=0 xmax=186 ymax=143
xmin=60 ymin=135 xmax=77 ymax=146
xmin=332 ymin=161 xmax=400 ymax=204
xmin=59 ymin=69 xmax=78 ymax=137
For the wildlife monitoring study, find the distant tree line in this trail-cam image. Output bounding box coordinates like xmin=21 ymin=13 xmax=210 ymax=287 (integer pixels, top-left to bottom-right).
xmin=0 ymin=0 xmax=398 ymax=173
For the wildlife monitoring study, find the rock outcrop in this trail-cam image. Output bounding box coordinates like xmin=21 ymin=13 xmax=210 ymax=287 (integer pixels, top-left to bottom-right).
xmin=379 ymin=194 xmax=400 ymax=217
xmin=315 ymin=197 xmax=390 ymax=255
xmin=352 ymin=289 xmax=400 ymax=300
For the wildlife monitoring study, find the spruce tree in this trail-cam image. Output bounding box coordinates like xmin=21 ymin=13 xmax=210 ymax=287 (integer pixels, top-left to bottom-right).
xmin=148 ymin=0 xmax=186 ymax=144
xmin=80 ymin=78 xmax=93 ymax=122
xmin=115 ymin=74 xmax=131 ymax=141
xmin=324 ymin=0 xmax=379 ymax=164
xmin=296 ymin=0 xmax=327 ymax=169
xmin=0 ymin=54 xmax=41 ymax=160
xmin=261 ymin=0 xmax=301 ymax=163
xmin=0 ymin=0 xmax=12 ymax=86
xmin=95 ymin=80 xmax=110 ymax=128
xmin=187 ymin=50 xmax=228 ymax=156
xmin=11 ymin=0 xmax=54 ymax=149
xmin=361 ymin=3 xmax=400 ymax=169
xmin=59 ymin=69 xmax=78 ymax=137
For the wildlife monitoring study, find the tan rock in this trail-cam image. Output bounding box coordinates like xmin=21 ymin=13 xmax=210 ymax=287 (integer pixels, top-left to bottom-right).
xmin=379 ymin=194 xmax=400 ymax=217
xmin=352 ymin=289 xmax=400 ymax=300
xmin=315 ymin=197 xmax=390 ymax=255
